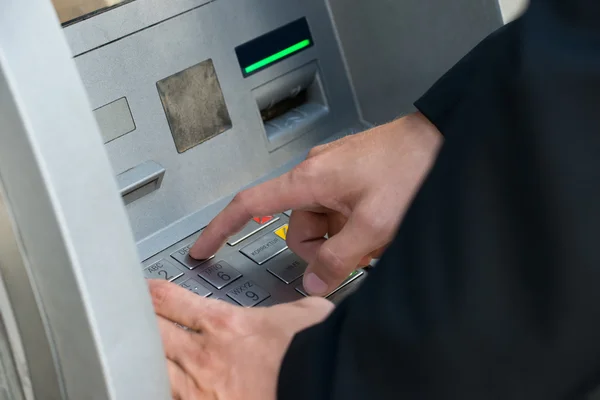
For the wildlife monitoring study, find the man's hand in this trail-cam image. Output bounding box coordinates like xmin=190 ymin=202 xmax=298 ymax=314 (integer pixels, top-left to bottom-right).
xmin=190 ymin=112 xmax=442 ymax=295
xmin=148 ymin=279 xmax=333 ymax=400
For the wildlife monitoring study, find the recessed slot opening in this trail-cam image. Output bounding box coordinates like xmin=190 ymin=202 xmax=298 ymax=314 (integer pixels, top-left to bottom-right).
xmin=261 ymin=89 xmax=308 ymax=122
xmin=116 ymin=161 xmax=165 ymax=205
xmin=252 ymin=61 xmax=329 ymax=151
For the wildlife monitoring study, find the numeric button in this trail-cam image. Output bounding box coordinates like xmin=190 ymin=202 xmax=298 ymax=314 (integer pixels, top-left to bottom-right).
xmin=143 ymin=259 xmax=184 ymax=282
xmin=197 ymin=261 xmax=242 ymax=289
xmin=171 ymin=242 xmax=214 ymax=270
xmin=296 ymin=269 xmax=364 ymax=298
xmin=226 ymin=280 xmax=270 ymax=307
xmin=267 ymin=251 xmax=306 ymax=284
xmin=179 ymin=279 xmax=212 ymax=297
xmin=218 ymin=297 xmax=240 ymax=306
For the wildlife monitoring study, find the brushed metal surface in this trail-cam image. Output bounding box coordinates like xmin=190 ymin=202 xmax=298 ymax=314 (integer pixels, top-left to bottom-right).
xmin=51 ymin=0 xmax=129 ymax=24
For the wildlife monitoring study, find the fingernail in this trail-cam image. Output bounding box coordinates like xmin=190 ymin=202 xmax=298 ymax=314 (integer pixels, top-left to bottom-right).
xmin=304 ymin=273 xmax=328 ymax=295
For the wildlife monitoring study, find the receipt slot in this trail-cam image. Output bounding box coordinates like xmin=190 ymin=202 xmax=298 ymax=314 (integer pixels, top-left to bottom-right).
xmin=0 ymin=0 xmax=502 ymax=397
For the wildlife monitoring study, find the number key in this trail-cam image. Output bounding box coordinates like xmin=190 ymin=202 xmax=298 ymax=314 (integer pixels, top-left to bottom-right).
xmin=226 ymin=280 xmax=270 ymax=307
xmin=143 ymin=259 xmax=184 ymax=282
xmin=197 ymin=261 xmax=242 ymax=289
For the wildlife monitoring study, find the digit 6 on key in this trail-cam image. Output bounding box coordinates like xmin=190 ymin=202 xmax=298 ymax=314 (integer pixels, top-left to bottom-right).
xmin=217 ymin=271 xmax=231 ymax=281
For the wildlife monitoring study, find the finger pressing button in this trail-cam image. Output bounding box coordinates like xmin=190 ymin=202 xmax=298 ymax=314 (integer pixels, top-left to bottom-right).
xmin=267 ymin=251 xmax=306 ymax=284
xmin=171 ymin=242 xmax=214 ymax=270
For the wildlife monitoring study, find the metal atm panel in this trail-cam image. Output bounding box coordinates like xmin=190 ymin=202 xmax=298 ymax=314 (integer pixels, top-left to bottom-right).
xmin=68 ymin=0 xmax=363 ymax=248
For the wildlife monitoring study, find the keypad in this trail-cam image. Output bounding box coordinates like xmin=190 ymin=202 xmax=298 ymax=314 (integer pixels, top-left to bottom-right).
xmin=171 ymin=242 xmax=214 ymax=270
xmin=267 ymin=251 xmax=306 ymax=284
xmin=144 ymin=259 xmax=184 ymax=282
xmin=179 ymin=279 xmax=212 ymax=297
xmin=227 ymin=216 xmax=279 ymax=246
xmin=218 ymin=297 xmax=240 ymax=306
xmin=226 ymin=280 xmax=271 ymax=307
xmin=142 ymin=213 xmax=364 ymax=308
xmin=296 ymin=269 xmax=364 ymax=298
xmin=197 ymin=261 xmax=242 ymax=289
xmin=240 ymin=231 xmax=288 ymax=265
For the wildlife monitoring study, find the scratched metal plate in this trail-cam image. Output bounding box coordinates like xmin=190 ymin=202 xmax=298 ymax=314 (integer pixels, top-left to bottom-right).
xmin=156 ymin=59 xmax=232 ymax=153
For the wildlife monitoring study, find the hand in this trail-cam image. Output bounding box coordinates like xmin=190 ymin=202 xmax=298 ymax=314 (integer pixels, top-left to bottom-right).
xmin=190 ymin=112 xmax=443 ymax=295
xmin=148 ymin=279 xmax=334 ymax=400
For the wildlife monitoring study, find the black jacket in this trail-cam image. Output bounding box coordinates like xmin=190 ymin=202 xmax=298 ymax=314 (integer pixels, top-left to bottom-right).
xmin=278 ymin=0 xmax=600 ymax=398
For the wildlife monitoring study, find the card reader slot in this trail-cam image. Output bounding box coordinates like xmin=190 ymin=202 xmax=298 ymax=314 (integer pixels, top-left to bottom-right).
xmin=260 ymin=89 xmax=308 ymax=122
xmin=252 ymin=61 xmax=329 ymax=151
xmin=117 ymin=161 xmax=165 ymax=205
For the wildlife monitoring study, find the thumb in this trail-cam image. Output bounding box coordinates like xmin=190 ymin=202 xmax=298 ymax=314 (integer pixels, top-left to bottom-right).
xmin=302 ymin=212 xmax=381 ymax=295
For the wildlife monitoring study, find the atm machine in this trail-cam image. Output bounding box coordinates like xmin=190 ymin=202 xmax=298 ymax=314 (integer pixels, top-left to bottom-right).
xmin=0 ymin=0 xmax=502 ymax=398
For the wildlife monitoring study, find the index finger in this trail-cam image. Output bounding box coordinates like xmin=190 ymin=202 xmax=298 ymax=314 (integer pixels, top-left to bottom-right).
xmin=189 ymin=167 xmax=319 ymax=259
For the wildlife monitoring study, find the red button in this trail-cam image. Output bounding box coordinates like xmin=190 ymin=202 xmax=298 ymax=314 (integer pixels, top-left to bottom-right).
xmin=253 ymin=216 xmax=274 ymax=225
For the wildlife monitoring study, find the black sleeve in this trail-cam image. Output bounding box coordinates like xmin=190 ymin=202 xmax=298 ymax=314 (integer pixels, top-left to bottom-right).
xmin=277 ymin=1 xmax=600 ymax=399
xmin=413 ymin=18 xmax=520 ymax=134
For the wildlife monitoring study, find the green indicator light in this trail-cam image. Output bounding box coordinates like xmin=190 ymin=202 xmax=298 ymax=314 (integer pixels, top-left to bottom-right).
xmin=245 ymin=39 xmax=311 ymax=74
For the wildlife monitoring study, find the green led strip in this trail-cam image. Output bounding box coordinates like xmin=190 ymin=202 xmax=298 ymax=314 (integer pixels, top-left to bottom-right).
xmin=245 ymin=39 xmax=311 ymax=74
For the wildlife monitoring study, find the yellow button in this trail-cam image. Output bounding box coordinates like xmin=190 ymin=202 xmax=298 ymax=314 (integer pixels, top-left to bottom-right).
xmin=274 ymin=224 xmax=288 ymax=240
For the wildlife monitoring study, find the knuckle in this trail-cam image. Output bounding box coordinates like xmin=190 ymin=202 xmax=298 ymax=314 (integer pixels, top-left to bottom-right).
xmin=211 ymin=225 xmax=231 ymax=244
xmin=207 ymin=305 xmax=242 ymax=332
xmin=231 ymin=191 xmax=251 ymax=212
xmin=317 ymin=246 xmax=347 ymax=277
xmin=291 ymin=158 xmax=321 ymax=185
xmin=285 ymin=227 xmax=300 ymax=249
xmin=355 ymin=209 xmax=391 ymax=237
xmin=187 ymin=340 xmax=209 ymax=366
xmin=232 ymin=189 xmax=267 ymax=220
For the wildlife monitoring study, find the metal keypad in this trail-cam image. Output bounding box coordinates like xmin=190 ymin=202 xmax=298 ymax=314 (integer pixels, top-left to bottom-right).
xmin=227 ymin=216 xmax=279 ymax=246
xmin=171 ymin=242 xmax=213 ymax=270
xmin=143 ymin=259 xmax=184 ymax=282
xmin=142 ymin=213 xmax=364 ymax=308
xmin=179 ymin=279 xmax=212 ymax=297
xmin=296 ymin=269 xmax=364 ymax=298
xmin=218 ymin=297 xmax=240 ymax=306
xmin=240 ymin=231 xmax=288 ymax=265
xmin=197 ymin=261 xmax=242 ymax=289
xmin=226 ymin=280 xmax=270 ymax=307
xmin=267 ymin=250 xmax=306 ymax=284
